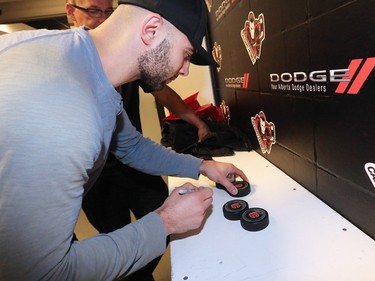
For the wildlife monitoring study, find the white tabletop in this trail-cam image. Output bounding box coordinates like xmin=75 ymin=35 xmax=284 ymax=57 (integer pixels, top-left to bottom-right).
xmin=168 ymin=151 xmax=375 ymax=281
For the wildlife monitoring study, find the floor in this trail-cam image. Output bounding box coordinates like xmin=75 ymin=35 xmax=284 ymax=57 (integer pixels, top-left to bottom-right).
xmin=75 ymin=209 xmax=172 ymax=281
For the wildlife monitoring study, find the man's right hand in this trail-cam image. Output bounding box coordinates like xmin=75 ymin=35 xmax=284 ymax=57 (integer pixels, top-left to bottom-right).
xmin=155 ymin=183 xmax=213 ymax=236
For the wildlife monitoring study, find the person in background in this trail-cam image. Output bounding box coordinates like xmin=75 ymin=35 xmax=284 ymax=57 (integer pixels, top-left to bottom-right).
xmin=0 ymin=0 xmax=248 ymax=280
xmin=66 ymin=1 xmax=212 ymax=280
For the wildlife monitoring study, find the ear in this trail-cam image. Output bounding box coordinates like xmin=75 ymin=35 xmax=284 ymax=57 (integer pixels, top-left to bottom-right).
xmin=140 ymin=14 xmax=164 ymax=46
xmin=65 ymin=3 xmax=76 ymax=22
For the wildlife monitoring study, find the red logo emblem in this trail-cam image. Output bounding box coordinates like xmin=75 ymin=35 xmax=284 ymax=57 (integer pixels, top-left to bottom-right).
xmin=251 ymin=111 xmax=276 ymax=154
xmin=212 ymin=42 xmax=223 ymax=71
xmin=241 ymin=11 xmax=266 ymax=65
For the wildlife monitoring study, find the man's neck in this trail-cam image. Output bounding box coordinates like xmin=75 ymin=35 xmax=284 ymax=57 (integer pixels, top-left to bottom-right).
xmin=88 ymin=6 xmax=141 ymax=87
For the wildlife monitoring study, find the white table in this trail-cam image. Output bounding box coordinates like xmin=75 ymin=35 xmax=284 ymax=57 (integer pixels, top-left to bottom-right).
xmin=168 ymin=151 xmax=375 ymax=281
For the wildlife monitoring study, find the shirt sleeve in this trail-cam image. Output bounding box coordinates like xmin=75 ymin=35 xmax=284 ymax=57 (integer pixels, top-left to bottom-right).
xmin=110 ymin=110 xmax=203 ymax=179
xmin=59 ymin=212 xmax=167 ymax=280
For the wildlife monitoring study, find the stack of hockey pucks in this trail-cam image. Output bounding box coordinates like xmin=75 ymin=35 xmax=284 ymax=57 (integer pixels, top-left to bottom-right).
xmin=240 ymin=207 xmax=269 ymax=231
xmin=216 ymin=180 xmax=251 ymax=197
xmin=222 ymin=199 xmax=249 ymax=220
xmin=219 ymin=180 xmax=269 ymax=231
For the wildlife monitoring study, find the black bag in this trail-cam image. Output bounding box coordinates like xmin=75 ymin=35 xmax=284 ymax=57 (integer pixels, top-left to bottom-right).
xmin=161 ymin=120 xmax=252 ymax=160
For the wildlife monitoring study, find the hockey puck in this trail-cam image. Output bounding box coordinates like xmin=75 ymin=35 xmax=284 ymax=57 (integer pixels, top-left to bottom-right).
xmin=240 ymin=208 xmax=269 ymax=231
xmin=223 ymin=200 xmax=249 ymax=220
xmin=216 ymin=181 xmax=251 ymax=198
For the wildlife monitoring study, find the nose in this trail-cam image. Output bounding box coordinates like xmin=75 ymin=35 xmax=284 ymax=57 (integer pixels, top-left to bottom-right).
xmin=179 ymin=60 xmax=191 ymax=77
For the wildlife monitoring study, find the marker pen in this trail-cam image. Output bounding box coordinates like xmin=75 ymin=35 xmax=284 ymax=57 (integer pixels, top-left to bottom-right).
xmin=178 ymin=189 xmax=197 ymax=195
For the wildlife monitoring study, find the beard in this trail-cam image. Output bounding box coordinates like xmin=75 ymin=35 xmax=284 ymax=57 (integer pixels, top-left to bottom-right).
xmin=138 ymin=38 xmax=174 ymax=92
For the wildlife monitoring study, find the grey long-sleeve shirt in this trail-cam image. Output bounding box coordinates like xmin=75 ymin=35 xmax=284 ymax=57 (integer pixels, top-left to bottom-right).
xmin=0 ymin=27 xmax=202 ymax=280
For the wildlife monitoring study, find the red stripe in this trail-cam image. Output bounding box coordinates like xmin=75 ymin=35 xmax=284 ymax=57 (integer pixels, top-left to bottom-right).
xmin=335 ymin=59 xmax=362 ymax=94
xmin=242 ymin=73 xmax=250 ymax=88
xmin=347 ymin=57 xmax=375 ymax=94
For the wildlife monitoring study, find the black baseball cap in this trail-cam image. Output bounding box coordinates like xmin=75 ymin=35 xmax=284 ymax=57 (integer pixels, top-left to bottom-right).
xmin=118 ymin=0 xmax=218 ymax=67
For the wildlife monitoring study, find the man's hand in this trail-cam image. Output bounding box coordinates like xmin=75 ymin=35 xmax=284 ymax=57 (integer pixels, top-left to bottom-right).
xmin=197 ymin=123 xmax=215 ymax=143
xmin=199 ymin=160 xmax=249 ymax=195
xmin=152 ymin=86 xmax=214 ymax=143
xmin=155 ymin=183 xmax=213 ymax=236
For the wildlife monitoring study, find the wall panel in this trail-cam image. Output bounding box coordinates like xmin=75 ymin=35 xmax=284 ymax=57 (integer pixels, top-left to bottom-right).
xmin=207 ymin=0 xmax=375 ymax=238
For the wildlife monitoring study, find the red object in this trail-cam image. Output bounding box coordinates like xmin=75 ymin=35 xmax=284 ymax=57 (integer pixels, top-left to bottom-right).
xmin=163 ymin=92 xmax=224 ymax=122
